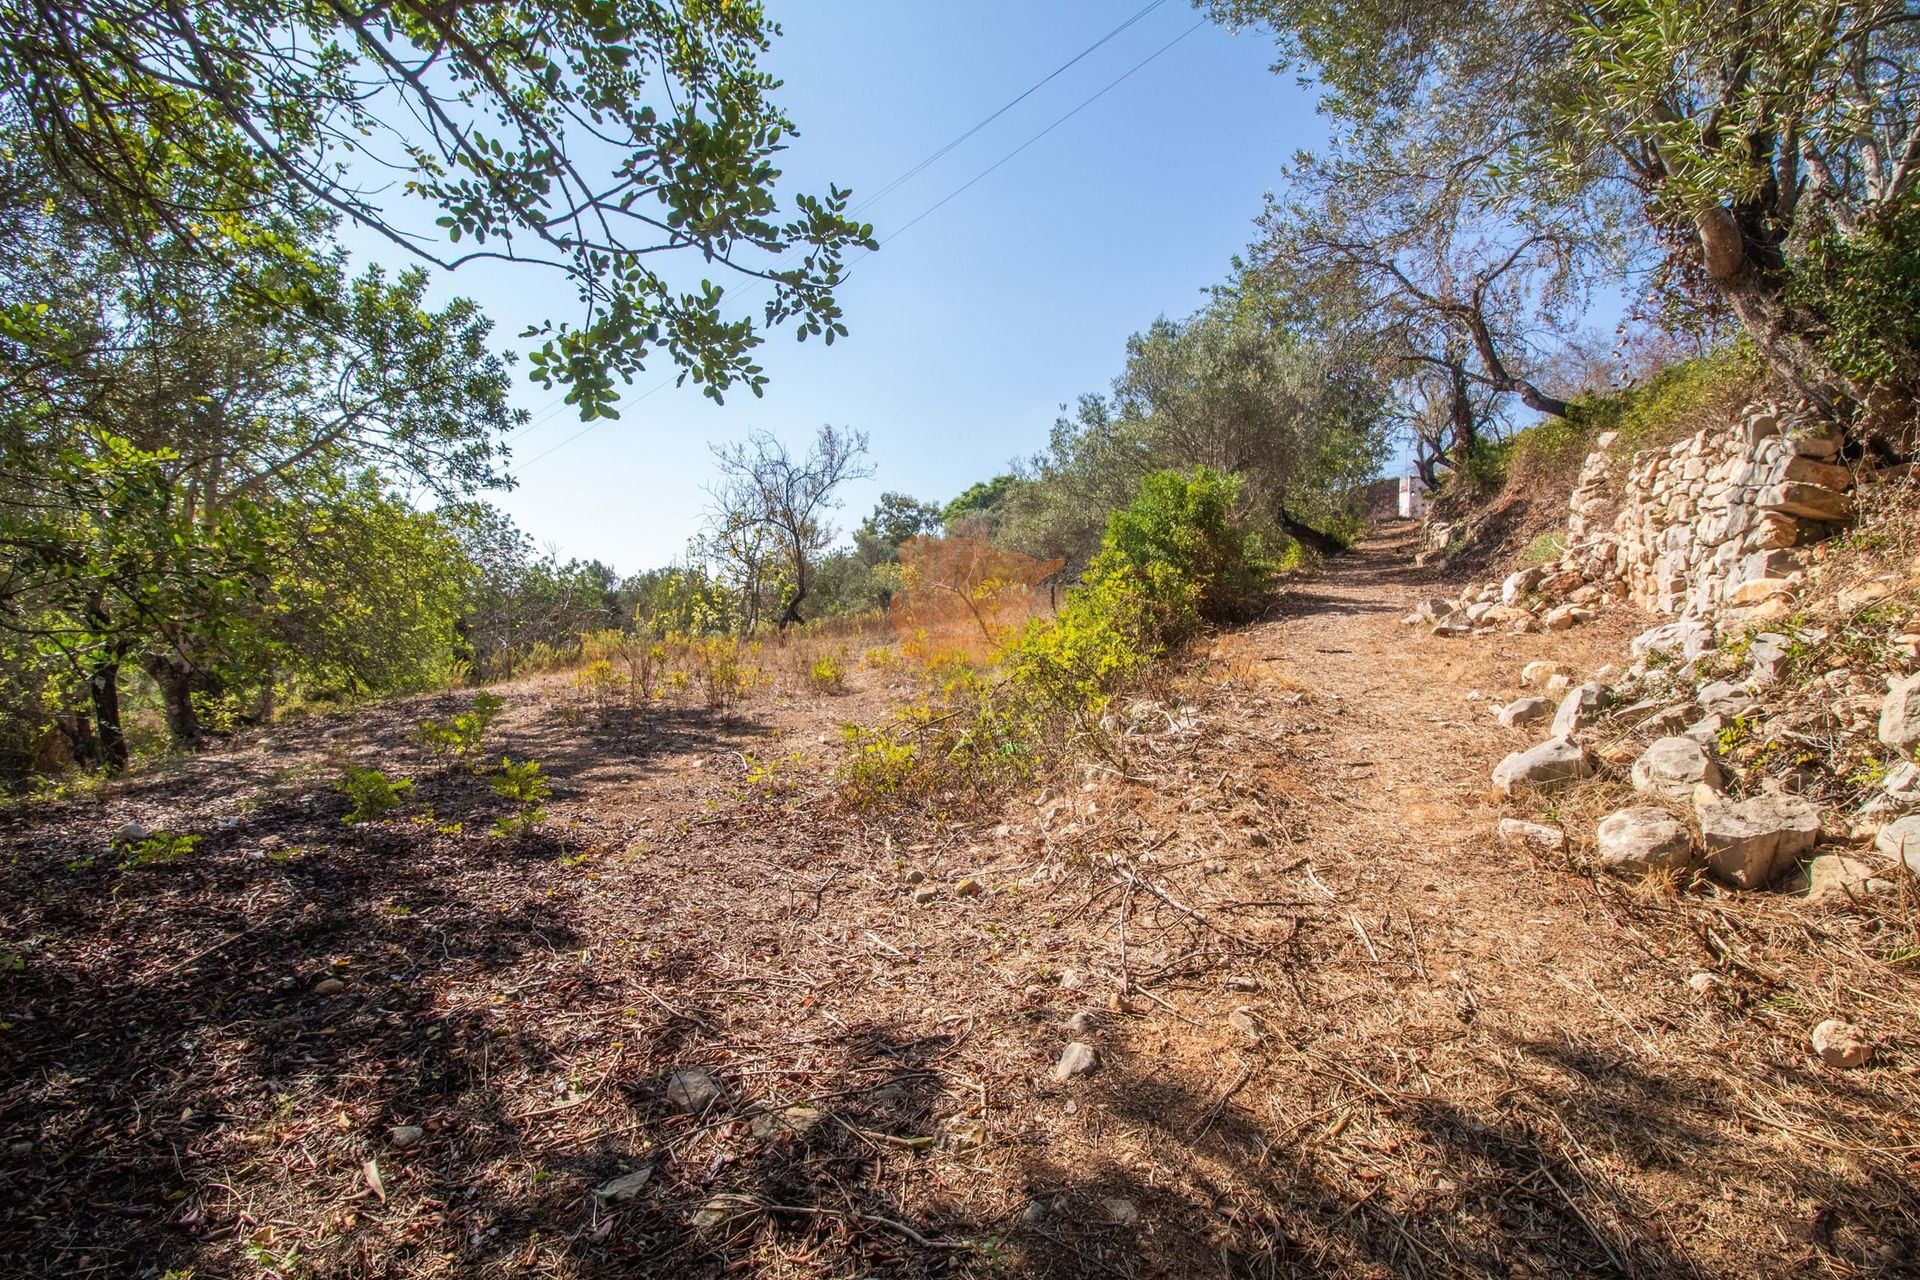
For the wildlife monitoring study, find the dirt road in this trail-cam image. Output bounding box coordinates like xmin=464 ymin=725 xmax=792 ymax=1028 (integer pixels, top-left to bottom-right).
xmin=2 ymin=526 xmax=1913 ymax=1278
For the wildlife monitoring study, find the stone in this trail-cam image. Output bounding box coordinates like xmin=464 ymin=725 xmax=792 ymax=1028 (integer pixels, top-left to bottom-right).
xmin=1543 ymin=604 xmax=1583 ymax=631
xmin=903 ymin=868 xmax=925 ymax=884
xmin=1492 ymin=737 xmax=1594 ymax=796
xmin=1520 ymin=661 xmax=1571 ymax=688
xmin=1885 ymin=762 xmax=1920 ymax=805
xmin=1058 ymin=967 xmax=1085 ymax=990
xmin=1631 ymin=619 xmax=1716 ymax=661
xmin=1804 ymin=855 xmax=1896 ymax=905
xmin=1054 ymin=1041 xmax=1099 ymax=1081
xmin=1415 ymin=598 xmax=1457 ymax=623
xmin=1838 ymin=579 xmax=1893 ymax=613
xmin=1872 ymin=815 xmax=1920 ymax=871
xmin=113 ymin=820 xmax=151 ymax=844
xmin=1757 ymin=482 xmax=1851 ymax=523
xmin=389 ymin=1124 xmax=425 ymax=1150
xmin=1697 ymin=794 xmax=1821 ymax=889
xmin=666 ymin=1068 xmax=724 ymax=1114
xmin=750 ymin=1105 xmax=822 ymax=1141
xmin=1595 ymin=808 xmax=1695 ymax=877
xmin=1102 ymin=1197 xmax=1141 ymax=1225
xmin=1550 ymin=682 xmax=1607 ymax=738
xmin=1686 ymin=971 xmax=1719 ymax=995
xmin=1501 ymin=569 xmax=1542 ymax=605
xmin=1063 ymin=1010 xmax=1097 ymax=1035
xmin=1810 ymin=1019 xmax=1872 ymax=1069
xmin=1747 ymin=633 xmax=1793 ymax=683
xmin=1223 ymin=975 xmax=1260 ymax=992
xmin=1546 ymin=673 xmax=1573 ymax=694
xmin=1630 ymin=737 xmax=1724 ymax=802
xmin=953 ymin=877 xmax=984 ymax=898
xmin=1683 ymin=714 xmax=1727 ymax=746
xmin=595 ymin=1166 xmax=654 ymax=1202
xmin=1496 ymin=818 xmax=1567 ymax=853
xmin=1696 ymin=680 xmax=1759 ymax=717
xmin=1496 ymin=697 xmax=1552 ymax=729
xmin=312 ymin=977 xmax=347 ymax=996
xmin=1877 ymin=672 xmax=1920 ymax=752
xmin=912 ymin=887 xmax=939 ymax=905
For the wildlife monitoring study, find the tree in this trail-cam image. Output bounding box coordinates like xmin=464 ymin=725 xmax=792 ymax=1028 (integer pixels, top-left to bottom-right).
xmin=1567 ymin=0 xmax=1920 ymax=419
xmin=0 ymin=180 xmax=519 ymax=766
xmin=0 ymin=0 xmax=875 ymax=418
xmin=1201 ymin=0 xmax=1920 ymax=421
xmin=706 ymin=425 xmax=872 ymax=630
xmin=999 ymin=305 xmax=1387 ymax=568
xmin=854 ymin=493 xmax=943 ymax=568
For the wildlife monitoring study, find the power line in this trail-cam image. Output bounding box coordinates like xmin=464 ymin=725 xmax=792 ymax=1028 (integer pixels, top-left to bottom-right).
xmin=867 ymin=19 xmax=1206 ymax=254
xmin=851 ymin=0 xmax=1171 ymax=215
xmin=515 ymin=14 xmax=1208 ymax=474
xmin=504 ymin=1 xmax=1173 ymax=449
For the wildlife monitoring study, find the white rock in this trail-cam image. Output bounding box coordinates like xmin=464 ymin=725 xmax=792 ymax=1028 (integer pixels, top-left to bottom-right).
xmin=1630 ymin=737 xmax=1724 ymax=802
xmin=1804 ymin=855 xmax=1896 ymax=905
xmin=1492 ymin=738 xmax=1594 ymax=796
xmin=1496 ymin=818 xmax=1567 ymax=852
xmin=1054 ymin=1041 xmax=1100 ymax=1081
xmin=1520 ymin=661 xmax=1571 ymax=688
xmin=1630 ymin=619 xmax=1716 ymax=661
xmin=1878 ymin=672 xmax=1920 ymax=752
xmin=1550 ymin=682 xmax=1607 ymax=738
xmin=1810 ymin=1018 xmax=1872 ymax=1069
xmin=1496 ymin=697 xmax=1553 ymax=729
xmin=1415 ymin=598 xmax=1457 ymax=624
xmin=1883 ymin=762 xmax=1920 ymax=805
xmin=1872 ymin=815 xmax=1920 ymax=872
xmin=1595 ymin=808 xmax=1695 ymax=877
xmin=1698 ymin=794 xmax=1821 ymax=889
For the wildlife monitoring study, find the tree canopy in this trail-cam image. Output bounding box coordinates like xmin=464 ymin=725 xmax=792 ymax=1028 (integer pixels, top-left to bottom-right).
xmin=0 ymin=0 xmax=875 ymax=418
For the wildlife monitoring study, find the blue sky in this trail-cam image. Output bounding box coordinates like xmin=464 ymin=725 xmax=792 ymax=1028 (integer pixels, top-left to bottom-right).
xmin=378 ymin=3 xmax=1322 ymax=572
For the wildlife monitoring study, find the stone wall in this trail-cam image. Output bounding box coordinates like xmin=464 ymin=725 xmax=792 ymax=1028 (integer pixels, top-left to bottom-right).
xmin=1561 ymin=404 xmax=1853 ymax=620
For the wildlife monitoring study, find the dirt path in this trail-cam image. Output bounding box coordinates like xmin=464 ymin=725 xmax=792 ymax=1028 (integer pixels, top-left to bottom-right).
xmin=3 ymin=527 xmax=1914 ymax=1279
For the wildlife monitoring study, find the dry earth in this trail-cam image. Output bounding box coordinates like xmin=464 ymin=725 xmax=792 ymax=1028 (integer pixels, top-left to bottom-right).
xmin=3 ymin=524 xmax=1917 ymax=1279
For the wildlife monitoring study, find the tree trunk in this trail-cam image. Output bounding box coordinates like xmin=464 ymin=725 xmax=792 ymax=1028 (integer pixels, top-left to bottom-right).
xmin=1276 ymin=506 xmax=1347 ymax=557
xmin=1700 ymin=202 xmax=1860 ymax=417
xmin=143 ymin=654 xmax=204 ymax=748
xmin=89 ymin=660 xmax=129 ymax=776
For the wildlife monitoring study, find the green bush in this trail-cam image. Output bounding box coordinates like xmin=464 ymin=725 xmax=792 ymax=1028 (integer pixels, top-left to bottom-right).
xmin=489 ymin=755 xmax=550 ymax=834
xmin=1796 ymin=202 xmax=1920 ymax=402
xmin=416 ymin=691 xmax=504 ymax=761
xmin=839 ymin=466 xmax=1269 ymax=808
xmin=338 ymin=766 xmax=414 ymax=825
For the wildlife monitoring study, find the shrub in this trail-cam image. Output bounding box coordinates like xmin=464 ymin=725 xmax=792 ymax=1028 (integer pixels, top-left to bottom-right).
xmin=691 ymin=635 xmax=757 ymax=711
xmin=338 ymin=766 xmax=415 ymax=825
xmin=118 ymin=830 xmax=201 ymax=868
xmin=1795 ymin=201 xmax=1920 ymax=405
xmin=575 ymin=658 xmax=625 ymax=718
xmin=838 ymin=466 xmax=1268 ymax=809
xmin=416 ymin=691 xmax=505 ymax=761
xmin=489 ymin=755 xmax=550 ymax=834
xmin=808 ymin=653 xmax=847 ymax=694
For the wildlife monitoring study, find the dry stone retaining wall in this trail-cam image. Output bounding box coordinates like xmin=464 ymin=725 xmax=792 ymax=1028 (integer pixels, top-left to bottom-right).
xmin=1563 ymin=404 xmax=1852 ymax=620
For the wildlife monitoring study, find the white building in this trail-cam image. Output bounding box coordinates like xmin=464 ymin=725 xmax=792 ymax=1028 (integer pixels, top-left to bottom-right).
xmin=1397 ymin=474 xmax=1430 ymax=519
